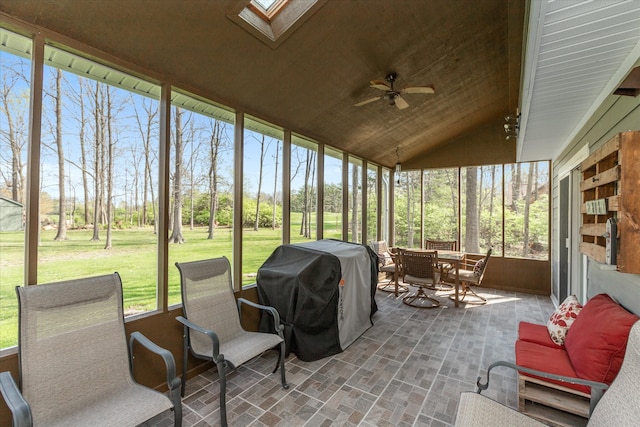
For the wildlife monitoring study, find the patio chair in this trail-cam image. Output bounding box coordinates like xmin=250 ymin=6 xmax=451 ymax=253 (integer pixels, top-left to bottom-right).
xmin=370 ymin=240 xmax=408 ymax=294
xmin=400 ymin=249 xmax=441 ymax=308
xmin=0 ymin=274 xmax=182 ymax=427
xmin=447 ymin=248 xmax=492 ymax=305
xmin=454 ymin=320 xmax=640 ymax=426
xmin=424 ymin=239 xmax=458 ymax=290
xmin=175 ymin=257 xmax=288 ymax=427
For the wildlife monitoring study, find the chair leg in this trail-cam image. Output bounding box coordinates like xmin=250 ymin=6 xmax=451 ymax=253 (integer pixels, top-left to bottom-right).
xmin=449 ymin=282 xmax=487 ymax=305
xmin=402 ymin=286 xmax=440 ymax=308
xmin=377 ymin=273 xmax=409 ymax=293
xmin=171 ymin=384 xmax=183 ymax=427
xmin=278 ymin=341 xmax=289 ymax=389
xmin=462 ymin=284 xmax=487 ymax=304
xmin=181 ymin=327 xmax=189 ymax=397
xmin=217 ymin=360 xmax=228 ymax=427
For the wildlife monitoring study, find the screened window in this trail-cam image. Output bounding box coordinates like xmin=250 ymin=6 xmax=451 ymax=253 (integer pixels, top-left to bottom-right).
xmin=380 ymin=169 xmax=390 ymax=243
xmin=394 ymin=170 xmax=421 ymax=248
xmin=242 ymin=116 xmax=283 ymax=284
xmin=0 ymin=29 xmax=31 ymax=349
xmin=504 ymin=161 xmax=549 ymax=259
xmin=423 ymin=168 xmax=458 ymax=242
xmin=38 ymin=45 xmax=162 ymax=316
xmin=167 ymin=92 xmax=235 ymax=304
xmin=460 ymin=165 xmax=503 ymax=255
xmin=323 ymin=147 xmax=343 ymax=240
xmin=290 ymin=135 xmax=317 ymax=243
xmin=366 ymin=164 xmax=378 ymax=243
xmin=348 ymin=156 xmax=363 ymax=243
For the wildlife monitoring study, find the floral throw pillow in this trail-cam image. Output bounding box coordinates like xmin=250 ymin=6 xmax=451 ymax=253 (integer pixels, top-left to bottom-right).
xmin=547 ymin=295 xmax=583 ymax=346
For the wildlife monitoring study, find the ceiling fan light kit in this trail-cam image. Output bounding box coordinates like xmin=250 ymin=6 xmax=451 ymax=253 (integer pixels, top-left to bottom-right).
xmin=355 ymin=72 xmax=434 ymax=110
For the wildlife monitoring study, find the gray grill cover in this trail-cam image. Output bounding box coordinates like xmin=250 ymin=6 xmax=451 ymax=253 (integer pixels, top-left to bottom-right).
xmin=257 ymin=240 xmax=378 ymax=361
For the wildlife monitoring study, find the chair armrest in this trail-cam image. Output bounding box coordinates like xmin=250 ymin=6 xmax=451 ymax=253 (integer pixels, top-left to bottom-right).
xmin=129 ymin=331 xmax=181 ymax=393
xmin=0 ymin=371 xmax=33 ymax=427
xmin=237 ymin=298 xmax=284 ymax=335
xmin=175 ymin=315 xmax=221 ymax=359
xmin=476 ymin=360 xmax=609 ymax=416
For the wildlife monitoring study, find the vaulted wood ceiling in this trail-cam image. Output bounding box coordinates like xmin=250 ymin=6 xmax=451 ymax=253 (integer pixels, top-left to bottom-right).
xmin=0 ymin=0 xmax=525 ymax=169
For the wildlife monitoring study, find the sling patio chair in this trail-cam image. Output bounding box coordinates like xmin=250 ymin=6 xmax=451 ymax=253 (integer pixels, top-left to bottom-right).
xmin=454 ymin=320 xmax=640 ymax=426
xmin=0 ymin=273 xmax=182 ymax=427
xmin=175 ymin=256 xmax=288 ymax=427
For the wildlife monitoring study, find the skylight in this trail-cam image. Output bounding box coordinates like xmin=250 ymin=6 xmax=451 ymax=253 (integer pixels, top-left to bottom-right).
xmin=248 ymin=0 xmax=290 ymax=22
xmin=227 ymin=0 xmax=326 ymax=49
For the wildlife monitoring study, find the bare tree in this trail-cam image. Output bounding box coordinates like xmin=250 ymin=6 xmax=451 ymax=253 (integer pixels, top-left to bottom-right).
xmin=271 ymin=140 xmax=279 ymax=230
xmin=91 ymin=81 xmax=106 ymax=241
xmin=351 ymin=164 xmax=359 ymax=242
xmin=254 ymin=134 xmax=268 ymax=231
xmin=487 ymin=165 xmax=496 ymax=248
xmin=300 ymin=150 xmax=315 ymax=238
xmin=169 ymin=107 xmax=185 ymax=243
xmin=104 ymin=86 xmax=114 ymax=249
xmin=53 ymin=69 xmax=67 ymax=241
xmin=207 ymin=120 xmax=224 ymax=239
xmin=511 ymin=163 xmax=522 ymax=212
xmin=405 ymin=172 xmax=412 ymax=246
xmin=132 ymin=97 xmax=158 ymax=232
xmin=78 ymin=80 xmax=90 ymax=225
xmin=465 ymin=167 xmax=479 ymax=253
xmin=0 ymin=61 xmax=28 ymax=203
xmin=522 ymin=162 xmax=535 ymax=257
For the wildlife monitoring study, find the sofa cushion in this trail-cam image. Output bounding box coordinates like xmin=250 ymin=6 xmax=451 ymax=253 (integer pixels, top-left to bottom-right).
xmin=515 ymin=339 xmax=588 ymax=394
xmin=564 ymin=293 xmax=639 ymax=385
xmin=547 ymin=295 xmax=582 ymax=346
xmin=519 ymin=321 xmax=563 ymax=349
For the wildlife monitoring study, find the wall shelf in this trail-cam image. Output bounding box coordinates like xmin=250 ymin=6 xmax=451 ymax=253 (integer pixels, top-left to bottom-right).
xmin=580 ymin=131 xmax=640 ymax=274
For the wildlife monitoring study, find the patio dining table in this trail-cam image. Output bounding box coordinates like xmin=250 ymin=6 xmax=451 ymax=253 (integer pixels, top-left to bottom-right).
xmin=391 ymin=249 xmax=466 ymax=307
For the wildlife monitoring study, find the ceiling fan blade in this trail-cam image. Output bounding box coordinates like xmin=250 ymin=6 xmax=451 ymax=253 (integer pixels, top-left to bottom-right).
xmin=354 ymin=96 xmax=382 ymax=107
xmin=370 ymin=80 xmax=391 ymax=91
xmin=394 ymin=95 xmax=409 ymax=109
xmin=400 ymin=85 xmax=435 ymax=94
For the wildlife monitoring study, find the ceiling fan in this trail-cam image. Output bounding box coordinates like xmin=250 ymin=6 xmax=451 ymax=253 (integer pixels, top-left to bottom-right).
xmin=354 ymin=72 xmax=435 ymax=110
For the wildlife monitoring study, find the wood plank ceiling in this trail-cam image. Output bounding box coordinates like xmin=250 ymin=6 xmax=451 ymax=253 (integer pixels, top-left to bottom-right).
xmin=0 ymin=0 xmax=524 ymax=169
xmin=518 ymin=0 xmax=640 ymax=162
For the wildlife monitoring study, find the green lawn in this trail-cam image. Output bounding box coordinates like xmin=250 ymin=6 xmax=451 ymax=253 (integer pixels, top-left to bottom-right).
xmin=0 ymin=212 xmax=344 ymax=348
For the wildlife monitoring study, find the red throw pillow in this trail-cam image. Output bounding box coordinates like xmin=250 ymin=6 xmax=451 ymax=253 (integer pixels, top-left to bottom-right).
xmin=564 ymin=294 xmax=639 ymax=385
xmin=547 ymin=295 xmax=582 ymax=346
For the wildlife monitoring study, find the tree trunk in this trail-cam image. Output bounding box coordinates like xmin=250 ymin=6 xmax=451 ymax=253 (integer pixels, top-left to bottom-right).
xmin=53 ymin=69 xmax=67 ymax=241
xmin=1 ymin=67 xmax=26 ymax=204
xmin=511 ymin=163 xmax=521 ymax=213
xmin=406 ymin=173 xmax=412 ymax=247
xmin=523 ymin=162 xmax=535 ymax=257
xmin=169 ymin=107 xmax=185 ymax=243
xmin=79 ymin=81 xmax=90 ymax=225
xmin=91 ymin=82 xmax=103 ymax=241
xmin=254 ymin=134 xmax=266 ymax=231
xmin=104 ymin=86 xmax=114 ymax=250
xmin=272 ymin=140 xmax=279 ymax=230
xmin=351 ymin=164 xmax=359 ymax=243
xmin=465 ymin=167 xmax=479 ymax=253
xmin=488 ymin=165 xmax=496 ymax=248
xmin=207 ymin=121 xmax=221 ymax=240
